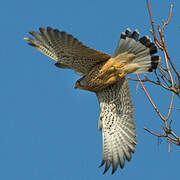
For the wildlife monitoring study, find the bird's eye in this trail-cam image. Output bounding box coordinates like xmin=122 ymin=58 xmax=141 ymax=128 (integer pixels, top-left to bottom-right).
xmin=79 ymin=80 xmax=84 ymax=87
xmin=78 ymin=78 xmax=87 ymax=87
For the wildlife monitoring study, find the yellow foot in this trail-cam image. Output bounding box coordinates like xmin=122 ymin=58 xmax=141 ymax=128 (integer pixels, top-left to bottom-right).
xmin=113 ymin=64 xmax=124 ymax=69
xmin=118 ymin=73 xmax=126 ymax=78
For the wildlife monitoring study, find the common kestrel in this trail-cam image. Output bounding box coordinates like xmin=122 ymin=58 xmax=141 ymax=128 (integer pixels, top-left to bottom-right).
xmin=24 ymin=27 xmax=160 ymax=174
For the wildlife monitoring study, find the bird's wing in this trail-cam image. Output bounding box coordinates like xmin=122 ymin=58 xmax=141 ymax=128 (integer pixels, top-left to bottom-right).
xmin=24 ymin=27 xmax=111 ymax=75
xmin=96 ymin=78 xmax=137 ymax=174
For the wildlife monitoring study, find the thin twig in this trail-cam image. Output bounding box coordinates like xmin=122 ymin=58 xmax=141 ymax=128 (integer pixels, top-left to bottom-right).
xmin=164 ymin=92 xmax=174 ymax=121
xmin=161 ymin=4 xmax=173 ymax=32
xmin=144 ymin=127 xmax=163 ymax=137
xmin=163 ymin=49 xmax=174 ymax=86
xmin=158 ymin=4 xmax=179 ymax=77
xmin=146 ymin=0 xmax=161 ymax=46
xmin=136 ymin=74 xmax=165 ymax=120
xmin=128 ymin=76 xmax=171 ymax=91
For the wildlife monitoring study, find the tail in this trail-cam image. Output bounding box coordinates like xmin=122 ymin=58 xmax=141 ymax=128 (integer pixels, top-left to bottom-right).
xmin=113 ymin=28 xmax=160 ymax=73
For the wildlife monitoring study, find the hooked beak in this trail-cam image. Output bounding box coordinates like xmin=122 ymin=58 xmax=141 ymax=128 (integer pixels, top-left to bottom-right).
xmin=74 ymin=81 xmax=79 ymax=89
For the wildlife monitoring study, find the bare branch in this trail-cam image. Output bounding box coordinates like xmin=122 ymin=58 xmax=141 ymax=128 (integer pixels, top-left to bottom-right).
xmin=161 ymin=4 xmax=173 ymax=31
xmin=135 ymin=0 xmax=180 ymax=147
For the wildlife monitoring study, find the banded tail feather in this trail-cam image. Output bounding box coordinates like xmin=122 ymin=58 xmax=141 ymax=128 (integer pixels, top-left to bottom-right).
xmin=113 ymin=28 xmax=160 ymax=73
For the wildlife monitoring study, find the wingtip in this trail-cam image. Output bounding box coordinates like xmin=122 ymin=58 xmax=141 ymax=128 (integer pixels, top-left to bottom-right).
xmin=39 ymin=27 xmax=45 ymax=33
xmin=99 ymin=160 xmax=105 ymax=168
xmin=24 ymin=37 xmax=29 ymax=41
xmin=111 ymin=169 xmax=116 ymax=175
xmin=103 ymin=161 xmax=111 ymax=174
xmin=103 ymin=168 xmax=108 ymax=175
xmin=29 ymin=31 xmax=35 ymax=36
xmin=99 ymin=160 xmax=111 ymax=174
xmin=47 ymin=26 xmax=53 ymax=32
xmin=111 ymin=165 xmax=118 ymax=175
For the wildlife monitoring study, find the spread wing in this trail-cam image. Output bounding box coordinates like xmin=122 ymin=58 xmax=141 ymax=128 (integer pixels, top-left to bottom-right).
xmin=24 ymin=27 xmax=111 ymax=75
xmin=96 ymin=78 xmax=137 ymax=174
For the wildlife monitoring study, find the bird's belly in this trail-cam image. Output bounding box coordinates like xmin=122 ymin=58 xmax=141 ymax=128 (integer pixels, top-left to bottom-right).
xmin=77 ymin=59 xmax=126 ymax=92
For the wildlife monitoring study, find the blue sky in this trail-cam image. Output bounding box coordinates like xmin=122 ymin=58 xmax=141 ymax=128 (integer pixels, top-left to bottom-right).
xmin=1 ymin=0 xmax=180 ymax=179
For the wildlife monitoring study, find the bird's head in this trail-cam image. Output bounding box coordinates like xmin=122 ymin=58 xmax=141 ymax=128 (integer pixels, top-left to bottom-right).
xmin=74 ymin=77 xmax=88 ymax=90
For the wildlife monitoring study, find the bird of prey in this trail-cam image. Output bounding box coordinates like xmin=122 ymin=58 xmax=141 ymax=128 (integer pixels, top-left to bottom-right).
xmin=24 ymin=27 xmax=160 ymax=174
